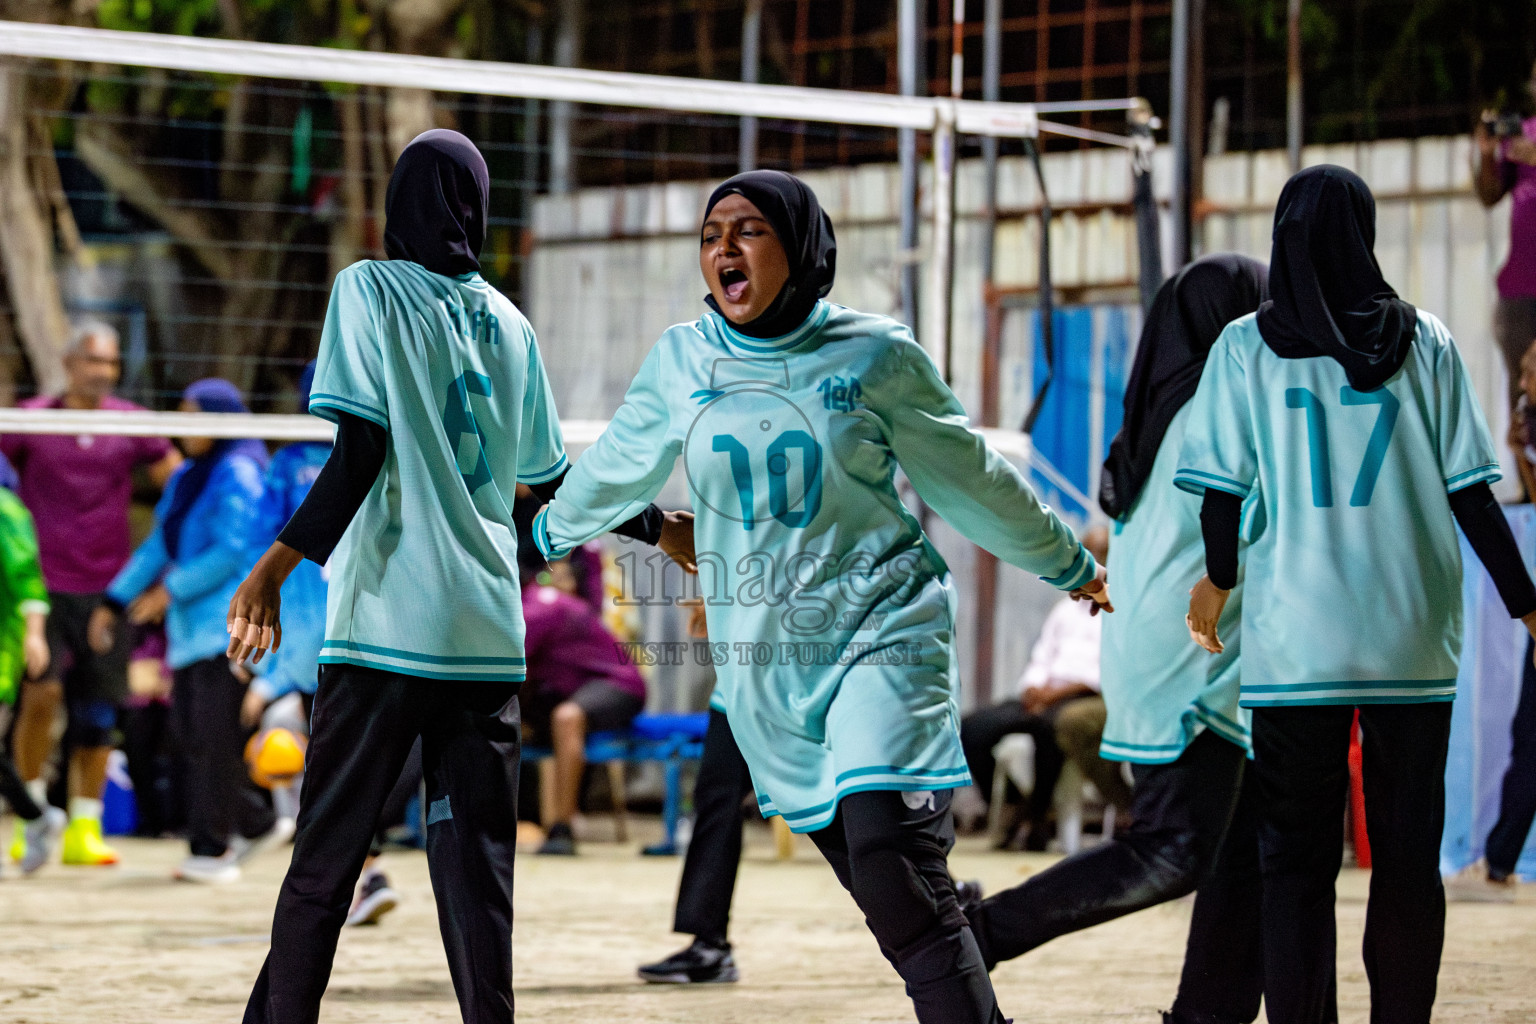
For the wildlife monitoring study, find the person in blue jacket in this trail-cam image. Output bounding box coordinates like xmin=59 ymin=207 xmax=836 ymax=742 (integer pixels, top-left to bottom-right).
xmin=244 ymin=363 xmax=329 ymax=721
xmin=103 ymin=378 xmax=290 ymax=884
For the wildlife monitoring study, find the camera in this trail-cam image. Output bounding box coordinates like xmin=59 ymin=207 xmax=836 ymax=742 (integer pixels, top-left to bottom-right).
xmin=1482 ymin=111 xmax=1526 ymax=138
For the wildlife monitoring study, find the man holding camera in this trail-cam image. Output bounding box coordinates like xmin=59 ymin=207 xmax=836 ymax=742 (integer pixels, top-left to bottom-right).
xmin=1476 ymin=65 xmax=1536 ymax=418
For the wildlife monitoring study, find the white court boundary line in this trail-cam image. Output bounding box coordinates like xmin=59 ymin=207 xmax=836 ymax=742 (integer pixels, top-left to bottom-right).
xmin=0 ymin=21 xmax=1138 ymax=145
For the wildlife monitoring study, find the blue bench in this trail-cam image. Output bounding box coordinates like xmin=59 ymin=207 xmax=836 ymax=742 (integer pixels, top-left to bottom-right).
xmin=520 ymin=711 xmax=709 ymax=855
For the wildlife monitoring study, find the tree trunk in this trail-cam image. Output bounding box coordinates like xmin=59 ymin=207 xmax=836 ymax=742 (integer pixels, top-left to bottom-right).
xmin=0 ymin=64 xmax=68 ymax=395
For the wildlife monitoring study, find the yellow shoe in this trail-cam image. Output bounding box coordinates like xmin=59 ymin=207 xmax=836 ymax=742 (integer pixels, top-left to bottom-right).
xmin=9 ymin=818 xmax=24 ymax=863
xmin=61 ymin=817 xmax=118 ymax=866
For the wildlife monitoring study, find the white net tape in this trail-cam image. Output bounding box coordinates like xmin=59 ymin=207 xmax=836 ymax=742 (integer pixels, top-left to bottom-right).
xmin=0 ymin=408 xmax=1096 ymax=519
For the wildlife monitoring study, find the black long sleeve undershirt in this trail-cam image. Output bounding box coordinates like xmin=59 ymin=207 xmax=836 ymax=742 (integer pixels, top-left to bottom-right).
xmin=277 ymin=411 xmax=664 ymax=566
xmin=278 ymin=413 xmax=387 ymax=564
xmin=1448 ymin=483 xmax=1536 ymax=619
xmin=1200 ymin=490 xmax=1243 ymax=591
xmin=1198 ymin=483 xmax=1536 ymax=619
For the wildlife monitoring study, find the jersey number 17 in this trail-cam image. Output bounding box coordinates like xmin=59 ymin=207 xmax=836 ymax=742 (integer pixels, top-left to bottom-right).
xmin=1285 ymin=386 xmax=1400 ymax=508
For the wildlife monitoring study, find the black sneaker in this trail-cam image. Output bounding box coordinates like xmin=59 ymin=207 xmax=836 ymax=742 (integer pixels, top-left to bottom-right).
xmin=345 ymin=872 xmax=400 ymax=927
xmin=537 ymin=822 xmax=577 ymax=856
xmin=637 ymin=938 xmax=740 ymax=984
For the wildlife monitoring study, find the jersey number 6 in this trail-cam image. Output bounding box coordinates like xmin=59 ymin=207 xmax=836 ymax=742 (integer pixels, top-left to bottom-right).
xmin=443 ymin=371 xmax=494 ymax=494
xmin=1285 ymin=385 xmax=1400 ymax=508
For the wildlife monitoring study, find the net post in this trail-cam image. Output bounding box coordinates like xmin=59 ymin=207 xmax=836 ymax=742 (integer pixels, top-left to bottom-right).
xmin=928 ymin=105 xmax=957 ymax=383
xmin=739 ymin=0 xmax=762 ymax=172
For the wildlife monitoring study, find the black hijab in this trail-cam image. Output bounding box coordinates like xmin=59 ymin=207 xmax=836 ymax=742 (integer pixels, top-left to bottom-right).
xmin=702 ymin=170 xmax=837 ymax=338
xmin=1100 ymin=254 xmax=1268 ymax=519
xmin=384 ymin=129 xmax=490 ymax=278
xmin=1256 ymin=164 xmax=1417 ymax=391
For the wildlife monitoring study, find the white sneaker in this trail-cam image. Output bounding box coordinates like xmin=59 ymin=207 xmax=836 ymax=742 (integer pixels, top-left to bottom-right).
xmin=175 ymin=854 xmax=241 ymax=884
xmin=19 ymin=807 xmax=66 ymax=875
xmin=1444 ymin=858 xmax=1517 ymax=903
xmin=228 ymin=817 xmax=296 ymax=865
xmin=345 ymin=871 xmax=400 ymax=927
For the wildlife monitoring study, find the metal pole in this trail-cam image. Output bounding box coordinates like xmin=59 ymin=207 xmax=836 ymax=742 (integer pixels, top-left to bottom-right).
xmin=898 ymin=0 xmax=921 ymax=333
xmin=1130 ymin=99 xmax=1164 ymax=311
xmin=1021 ymin=137 xmax=1054 ymax=434
xmin=521 ymin=24 xmax=543 ymax=236
xmin=979 ymin=0 xmax=1001 ymax=284
xmin=1286 ymin=0 xmax=1302 ymax=172
xmin=930 ymin=0 xmax=963 ymax=382
xmin=549 ymin=0 xmax=581 ymax=194
xmin=973 ymin=0 xmax=1003 ymax=710
xmin=739 ymin=0 xmax=762 ymax=173
xmin=1168 ymin=0 xmax=1190 ymax=267
xmin=930 ymin=112 xmax=956 ymax=381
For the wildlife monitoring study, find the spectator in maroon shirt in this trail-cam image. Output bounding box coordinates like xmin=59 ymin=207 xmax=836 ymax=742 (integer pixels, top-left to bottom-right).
xmin=520 ymin=564 xmax=646 ymax=857
xmin=0 ymin=322 xmax=181 ymax=866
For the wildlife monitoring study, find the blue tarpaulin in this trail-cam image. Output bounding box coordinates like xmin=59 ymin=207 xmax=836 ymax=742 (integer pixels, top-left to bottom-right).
xmin=1442 ymin=503 xmax=1536 ymax=879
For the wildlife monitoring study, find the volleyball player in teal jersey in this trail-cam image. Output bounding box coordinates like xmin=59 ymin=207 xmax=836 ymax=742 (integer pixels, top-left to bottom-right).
xmin=224 ymin=130 xmax=679 ymax=1024
xmin=966 ymin=255 xmax=1270 ymax=1024
xmin=1180 ymin=166 xmax=1536 ymax=1024
xmin=535 ymin=170 xmax=1109 ymax=1024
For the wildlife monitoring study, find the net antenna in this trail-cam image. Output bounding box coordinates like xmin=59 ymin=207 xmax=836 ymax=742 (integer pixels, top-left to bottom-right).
xmin=0 ymin=20 xmax=1145 ymax=450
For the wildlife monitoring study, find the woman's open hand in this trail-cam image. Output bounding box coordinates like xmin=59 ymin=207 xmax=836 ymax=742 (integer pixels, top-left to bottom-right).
xmin=1187 ymin=574 xmax=1230 ymax=654
xmin=227 ymin=542 xmax=303 ymax=665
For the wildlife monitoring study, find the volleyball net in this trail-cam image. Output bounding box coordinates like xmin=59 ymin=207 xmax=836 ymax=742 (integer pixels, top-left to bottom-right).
xmin=0 ymin=20 xmax=1134 ymax=519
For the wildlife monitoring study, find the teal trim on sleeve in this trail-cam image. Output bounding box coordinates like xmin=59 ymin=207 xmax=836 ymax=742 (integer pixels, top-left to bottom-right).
xmin=532 ymin=506 xmax=571 ymax=560
xmin=1172 ymin=469 xmax=1252 ymax=498
xmin=1041 ymin=544 xmax=1096 ymax=591
xmin=1445 ymin=464 xmax=1502 ymax=492
xmin=519 ymin=452 xmax=569 ymax=485
xmin=309 ymin=393 xmax=388 ymax=430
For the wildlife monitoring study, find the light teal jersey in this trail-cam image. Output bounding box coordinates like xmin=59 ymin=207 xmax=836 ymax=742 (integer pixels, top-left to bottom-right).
xmin=1174 ymin=311 xmax=1499 ymax=707
xmin=310 ymin=260 xmax=566 ymax=682
xmin=1100 ymin=404 xmax=1249 ymax=763
xmin=536 ymin=302 xmax=1093 ymax=832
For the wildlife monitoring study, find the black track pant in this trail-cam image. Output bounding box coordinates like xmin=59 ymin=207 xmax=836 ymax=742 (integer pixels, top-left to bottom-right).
xmin=672 ymin=708 xmax=755 ymax=942
xmin=1487 ymin=637 xmax=1536 ymax=877
xmin=244 ymin=663 xmax=522 ymax=1024
xmin=809 ymin=790 xmax=1005 ymax=1024
xmin=1253 ymin=703 xmax=1451 ymax=1024
xmin=174 ymin=655 xmax=275 ymax=857
xmin=967 ymin=729 xmax=1264 ymax=1024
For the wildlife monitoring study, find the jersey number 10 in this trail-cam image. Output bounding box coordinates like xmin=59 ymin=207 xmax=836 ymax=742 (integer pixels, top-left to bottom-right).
xmin=1285 ymin=386 xmax=1400 ymax=508
xmin=712 ymin=432 xmax=823 ymax=529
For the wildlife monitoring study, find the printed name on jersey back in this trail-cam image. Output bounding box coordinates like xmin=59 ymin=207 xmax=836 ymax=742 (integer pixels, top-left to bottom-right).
xmin=444 ymin=305 xmax=500 ymax=346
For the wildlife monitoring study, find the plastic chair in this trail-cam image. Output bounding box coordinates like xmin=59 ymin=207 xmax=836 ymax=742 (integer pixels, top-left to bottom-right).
xmin=988 ymin=733 xmax=1117 ymax=853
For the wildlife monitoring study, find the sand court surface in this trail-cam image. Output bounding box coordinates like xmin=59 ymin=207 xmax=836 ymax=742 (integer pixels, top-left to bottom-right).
xmin=2 ymin=826 xmax=1534 ymax=1023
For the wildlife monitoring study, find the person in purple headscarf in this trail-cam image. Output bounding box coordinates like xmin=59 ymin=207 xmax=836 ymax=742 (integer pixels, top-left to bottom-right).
xmin=102 ymin=379 xmax=290 ymax=883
